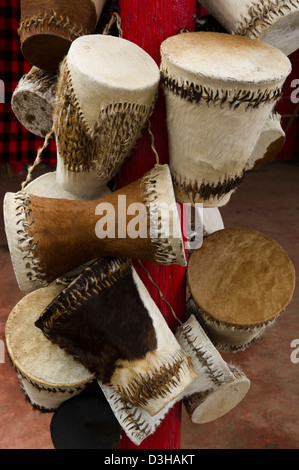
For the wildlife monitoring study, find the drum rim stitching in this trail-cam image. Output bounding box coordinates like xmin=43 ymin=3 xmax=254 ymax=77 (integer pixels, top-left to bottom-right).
xmin=111 ymin=349 xmax=194 ymax=409
xmin=235 ymin=0 xmax=299 ymax=39
xmin=171 ymin=167 xmax=246 ymax=203
xmin=100 ymin=383 xmax=168 ymax=445
xmin=15 ymin=67 xmax=58 ymax=97
xmin=176 ymin=323 xmax=231 ymax=387
xmin=160 ymin=68 xmax=284 ymax=110
xmin=54 ymin=59 xmax=157 ymax=174
xmin=101 ymin=385 xmax=158 ymax=441
xmin=140 ymin=165 xmax=186 ymax=266
xmin=13 ymin=191 xmax=48 ymax=288
xmin=36 ymin=258 xmax=132 ymax=341
xmin=18 ymin=9 xmax=91 ymax=40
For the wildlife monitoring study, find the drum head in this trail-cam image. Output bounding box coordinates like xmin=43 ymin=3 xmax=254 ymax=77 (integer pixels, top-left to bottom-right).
xmin=188 ymin=373 xmax=250 ymax=424
xmin=187 ymin=228 xmax=296 ymax=328
xmin=5 ymin=285 xmax=93 ymax=389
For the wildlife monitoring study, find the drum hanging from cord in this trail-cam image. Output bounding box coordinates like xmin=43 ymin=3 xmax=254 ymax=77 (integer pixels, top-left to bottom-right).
xmin=53 ymin=34 xmax=160 ymax=200
xmin=34 ymin=258 xmax=196 ymax=417
xmin=99 ymin=314 xmax=250 ymax=445
xmin=198 ymin=0 xmax=299 ymax=56
xmin=160 ymin=31 xmax=291 ymax=207
xmin=4 ymin=164 xmax=187 ymax=294
xmin=5 ymin=285 xmax=94 ymax=412
xmin=18 ymin=0 xmax=107 ymax=71
xmin=187 ymin=228 xmax=296 ymax=351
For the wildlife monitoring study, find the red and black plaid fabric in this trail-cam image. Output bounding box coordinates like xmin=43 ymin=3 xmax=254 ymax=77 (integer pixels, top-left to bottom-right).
xmin=0 ymin=0 xmax=57 ymax=168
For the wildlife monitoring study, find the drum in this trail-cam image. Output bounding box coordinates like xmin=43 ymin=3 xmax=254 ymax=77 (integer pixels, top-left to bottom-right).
xmin=160 ymin=32 xmax=291 ymax=207
xmin=246 ymin=109 xmax=285 ymax=171
xmin=5 ymin=285 xmax=94 ymax=412
xmin=198 ymin=0 xmax=299 ymax=56
xmin=54 ymin=34 xmax=160 ymax=199
xmin=176 ymin=315 xmax=250 ymax=424
xmin=99 ymin=382 xmax=175 ymax=446
xmin=4 ymin=164 xmax=187 ymax=294
xmin=34 ymin=258 xmax=196 ymax=417
xmin=11 ymin=67 xmax=57 ymax=138
xmin=99 ymin=313 xmax=250 ymax=445
xmin=187 ymin=228 xmax=296 ymax=351
xmin=18 ymin=0 xmax=107 ymax=72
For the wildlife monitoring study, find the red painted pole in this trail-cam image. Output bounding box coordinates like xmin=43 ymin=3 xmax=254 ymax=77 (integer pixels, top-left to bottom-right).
xmin=117 ymin=0 xmax=197 ymax=450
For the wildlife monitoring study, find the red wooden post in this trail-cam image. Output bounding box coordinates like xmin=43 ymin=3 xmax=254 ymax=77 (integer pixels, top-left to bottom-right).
xmin=117 ymin=0 xmax=197 ymax=450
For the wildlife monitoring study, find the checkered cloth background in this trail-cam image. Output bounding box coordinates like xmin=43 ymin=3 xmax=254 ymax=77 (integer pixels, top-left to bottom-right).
xmin=0 ymin=0 xmax=57 ymax=168
xmin=0 ymin=1 xmax=298 ymax=170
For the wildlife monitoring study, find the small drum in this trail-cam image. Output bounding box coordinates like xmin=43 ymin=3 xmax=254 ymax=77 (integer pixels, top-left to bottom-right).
xmin=187 ymin=228 xmax=296 ymax=351
xmin=4 ymin=164 xmax=186 ymax=294
xmin=160 ymin=32 xmax=291 ymax=207
xmin=176 ymin=315 xmax=250 ymax=424
xmin=35 ymin=258 xmax=196 ymax=417
xmin=5 ymin=285 xmax=94 ymax=412
xmin=54 ymin=34 xmax=160 ymax=200
xmin=19 ymin=0 xmax=107 ymax=72
xmin=246 ymin=109 xmax=285 ymax=171
xmin=199 ymin=0 xmax=299 ymax=56
xmin=11 ymin=67 xmax=57 ymax=138
xmin=99 ymin=313 xmax=250 ymax=445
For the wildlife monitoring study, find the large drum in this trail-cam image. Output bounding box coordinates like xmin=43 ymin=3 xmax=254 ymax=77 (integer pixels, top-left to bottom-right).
xmin=19 ymin=0 xmax=107 ymax=71
xmin=4 ymin=164 xmax=187 ymax=294
xmin=35 ymin=258 xmax=196 ymax=417
xmin=5 ymin=285 xmax=94 ymax=412
xmin=187 ymin=228 xmax=296 ymax=351
xmin=198 ymin=0 xmax=299 ymax=56
xmin=54 ymin=34 xmax=160 ymax=200
xmin=160 ymin=32 xmax=291 ymax=207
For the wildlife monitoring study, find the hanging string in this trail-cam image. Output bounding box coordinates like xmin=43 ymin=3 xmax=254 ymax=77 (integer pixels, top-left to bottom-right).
xmin=21 ymin=126 xmax=54 ymax=191
xmin=147 ymin=119 xmax=160 ymax=166
xmin=137 ymin=260 xmax=183 ymax=326
xmin=103 ymin=12 xmax=123 ymax=38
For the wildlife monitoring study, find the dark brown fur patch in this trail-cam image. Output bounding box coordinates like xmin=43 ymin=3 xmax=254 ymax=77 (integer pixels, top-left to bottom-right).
xmin=35 ymin=258 xmax=158 ymax=384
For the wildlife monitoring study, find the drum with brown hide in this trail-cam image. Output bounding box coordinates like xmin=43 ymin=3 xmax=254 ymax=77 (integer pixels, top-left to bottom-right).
xmin=99 ymin=313 xmax=250 ymax=445
xmin=4 ymin=164 xmax=187 ymax=294
xmin=187 ymin=228 xmax=296 ymax=351
xmin=19 ymin=0 xmax=107 ymax=71
xmin=34 ymin=258 xmax=196 ymax=417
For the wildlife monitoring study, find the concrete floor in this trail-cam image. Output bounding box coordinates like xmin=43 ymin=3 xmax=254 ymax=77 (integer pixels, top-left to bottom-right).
xmin=0 ymin=160 xmax=298 ymax=449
